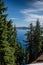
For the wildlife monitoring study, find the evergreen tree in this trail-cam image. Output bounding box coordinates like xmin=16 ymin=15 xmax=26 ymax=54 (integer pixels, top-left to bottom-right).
xmin=42 ymin=40 xmax=43 ymax=52
xmin=10 ymin=25 xmax=17 ymax=47
xmin=0 ymin=0 xmax=8 ymax=65
xmin=25 ymin=44 xmax=29 ymax=64
xmin=41 ymin=30 xmax=43 ymax=52
xmin=25 ymin=23 xmax=34 ymax=63
xmin=15 ymin=43 xmax=24 ymax=65
xmin=7 ymin=20 xmax=24 ymax=65
xmin=7 ymin=20 xmax=17 ymax=65
xmin=7 ymin=20 xmax=13 ymax=44
xmin=33 ymin=19 xmax=42 ymax=59
xmin=0 ymin=0 xmax=16 ymax=65
xmin=12 ymin=26 xmax=24 ymax=65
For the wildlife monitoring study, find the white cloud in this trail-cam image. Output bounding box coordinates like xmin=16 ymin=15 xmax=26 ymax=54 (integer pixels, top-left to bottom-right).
xmin=20 ymin=8 xmax=43 ymax=14
xmin=33 ymin=1 xmax=43 ymax=8
xmin=20 ymin=9 xmax=36 ymax=14
xmin=10 ymin=18 xmax=17 ymax=20
xmin=24 ymin=14 xmax=43 ymax=25
xmin=20 ymin=1 xmax=43 ymax=26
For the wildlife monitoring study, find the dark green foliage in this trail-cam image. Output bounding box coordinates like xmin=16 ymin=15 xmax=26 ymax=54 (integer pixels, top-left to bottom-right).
xmin=15 ymin=43 xmax=24 ymax=65
xmin=25 ymin=19 xmax=42 ymax=63
xmin=42 ymin=40 xmax=43 ymax=52
xmin=33 ymin=19 xmax=42 ymax=59
xmin=0 ymin=0 xmax=7 ymax=14
xmin=10 ymin=25 xmax=17 ymax=47
xmin=0 ymin=0 xmax=9 ymax=65
xmin=25 ymin=23 xmax=34 ymax=63
xmin=0 ymin=0 xmax=16 ymax=65
xmin=25 ymin=45 xmax=29 ymax=64
xmin=7 ymin=20 xmax=13 ymax=44
xmin=41 ymin=30 xmax=43 ymax=51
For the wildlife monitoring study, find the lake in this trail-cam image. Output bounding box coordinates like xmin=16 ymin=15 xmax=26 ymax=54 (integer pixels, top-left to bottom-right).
xmin=17 ymin=29 xmax=28 ymax=48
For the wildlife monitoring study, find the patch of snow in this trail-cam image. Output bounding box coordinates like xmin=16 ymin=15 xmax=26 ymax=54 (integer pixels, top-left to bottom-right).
xmin=27 ymin=63 xmax=43 ymax=65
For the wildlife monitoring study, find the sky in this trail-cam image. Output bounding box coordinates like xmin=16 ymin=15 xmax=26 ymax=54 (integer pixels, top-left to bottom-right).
xmin=4 ymin=0 xmax=43 ymax=27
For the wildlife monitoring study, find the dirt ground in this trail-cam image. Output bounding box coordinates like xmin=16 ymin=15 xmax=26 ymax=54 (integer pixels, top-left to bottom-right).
xmin=31 ymin=53 xmax=43 ymax=64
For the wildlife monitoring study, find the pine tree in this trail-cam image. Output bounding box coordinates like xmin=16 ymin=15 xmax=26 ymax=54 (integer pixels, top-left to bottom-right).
xmin=10 ymin=25 xmax=17 ymax=47
xmin=12 ymin=25 xmax=24 ymax=65
xmin=7 ymin=20 xmax=17 ymax=65
xmin=25 ymin=23 xmax=34 ymax=63
xmin=0 ymin=0 xmax=15 ymax=65
xmin=0 ymin=0 xmax=8 ymax=65
xmin=41 ymin=30 xmax=43 ymax=52
xmin=7 ymin=20 xmax=13 ymax=44
xmin=15 ymin=43 xmax=24 ymax=65
xmin=33 ymin=19 xmax=42 ymax=59
xmin=25 ymin=45 xmax=29 ymax=64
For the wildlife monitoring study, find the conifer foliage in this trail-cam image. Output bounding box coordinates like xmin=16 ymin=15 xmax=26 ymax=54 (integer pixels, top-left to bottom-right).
xmin=25 ymin=19 xmax=43 ymax=63
xmin=0 ymin=0 xmax=15 ymax=65
xmin=0 ymin=0 xmax=24 ymax=65
xmin=33 ymin=19 xmax=42 ymax=59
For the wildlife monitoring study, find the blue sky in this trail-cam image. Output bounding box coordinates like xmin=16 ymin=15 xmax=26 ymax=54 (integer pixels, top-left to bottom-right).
xmin=4 ymin=0 xmax=43 ymax=27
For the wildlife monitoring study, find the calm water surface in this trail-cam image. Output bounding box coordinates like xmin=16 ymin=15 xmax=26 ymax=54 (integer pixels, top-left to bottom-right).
xmin=17 ymin=29 xmax=28 ymax=48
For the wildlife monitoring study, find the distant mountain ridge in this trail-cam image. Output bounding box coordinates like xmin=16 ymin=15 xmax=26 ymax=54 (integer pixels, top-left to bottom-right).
xmin=16 ymin=27 xmax=43 ymax=29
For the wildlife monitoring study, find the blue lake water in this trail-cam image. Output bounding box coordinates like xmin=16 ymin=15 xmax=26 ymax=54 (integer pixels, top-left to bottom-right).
xmin=17 ymin=29 xmax=28 ymax=65
xmin=17 ymin=29 xmax=28 ymax=48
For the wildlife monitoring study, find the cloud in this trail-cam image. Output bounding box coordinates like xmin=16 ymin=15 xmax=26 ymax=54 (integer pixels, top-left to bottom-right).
xmin=10 ymin=18 xmax=17 ymax=20
xmin=20 ymin=1 xmax=43 ymax=25
xmin=24 ymin=14 xmax=43 ymax=23
xmin=20 ymin=1 xmax=43 ymax=14
xmin=20 ymin=8 xmax=43 ymax=14
xmin=33 ymin=1 xmax=43 ymax=8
